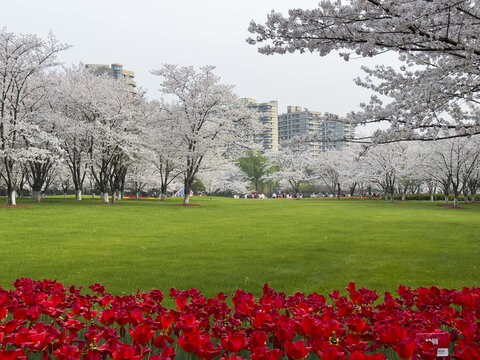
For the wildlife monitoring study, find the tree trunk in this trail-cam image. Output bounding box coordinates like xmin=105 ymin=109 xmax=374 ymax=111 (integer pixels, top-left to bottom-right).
xmin=184 ymin=176 xmax=193 ymax=205
xmin=454 ymin=196 xmax=458 ymax=208
xmin=444 ymin=195 xmax=449 ymax=205
xmin=119 ymin=191 xmax=124 ymax=201
xmin=390 ymin=190 xmax=395 ymax=203
xmin=160 ymin=184 xmax=168 ymax=200
xmin=102 ymin=192 xmax=109 ymax=203
xmin=349 ymin=183 xmax=356 ymax=197
xmin=111 ymin=191 xmax=116 ymax=203
xmin=92 ymin=193 xmax=96 ymax=199
xmin=401 ymin=192 xmax=406 ymax=201
xmin=34 ymin=191 xmax=42 ymax=203
xmin=63 ymin=192 xmax=67 ymax=199
xmin=471 ymin=191 xmax=476 ymax=203
xmin=7 ymin=189 xmax=17 ymax=206
xmin=337 ymin=183 xmax=341 ymax=200
xmin=135 ymin=192 xmax=139 ymax=199
xmin=75 ymin=189 xmax=82 ymax=201
xmin=430 ymin=194 xmax=434 ymax=201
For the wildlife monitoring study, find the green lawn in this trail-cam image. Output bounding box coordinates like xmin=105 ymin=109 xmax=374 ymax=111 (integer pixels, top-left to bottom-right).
xmin=0 ymin=196 xmax=479 ymax=297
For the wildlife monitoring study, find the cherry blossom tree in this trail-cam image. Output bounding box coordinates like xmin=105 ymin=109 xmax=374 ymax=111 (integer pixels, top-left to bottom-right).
xmin=51 ymin=66 xmax=100 ymax=201
xmin=0 ymin=29 xmax=68 ymax=205
xmin=62 ymin=70 xmax=146 ymax=203
xmin=265 ymin=136 xmax=312 ymax=198
xmin=24 ymin=146 xmax=59 ymax=203
xmin=152 ymin=65 xmax=260 ymax=204
xmin=124 ymin=155 xmax=157 ymax=199
xmin=313 ymin=145 xmax=360 ymax=199
xmin=143 ymin=101 xmax=183 ymax=201
xmin=426 ymin=137 xmax=480 ymax=207
xmin=359 ymin=141 xmax=431 ymax=201
xmin=52 ymin=64 xmax=149 ymax=203
xmin=52 ymin=162 xmax=72 ymax=199
xmin=426 ymin=152 xmax=453 ymax=205
xmin=248 ymin=1 xmax=480 ymax=142
xmin=15 ymin=168 xmax=29 ymax=198
xmin=361 ymin=143 xmax=410 ymax=202
xmin=466 ymin=158 xmax=480 ymax=202
xmin=395 ymin=143 xmax=427 ymax=201
xmin=200 ymin=163 xmax=250 ymax=196
xmin=22 ymin=87 xmax=62 ymax=203
xmin=313 ymin=150 xmax=341 ymax=198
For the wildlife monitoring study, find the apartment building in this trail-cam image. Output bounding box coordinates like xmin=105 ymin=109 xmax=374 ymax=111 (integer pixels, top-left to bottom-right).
xmin=278 ymin=106 xmax=354 ymax=155
xmin=243 ymin=98 xmax=279 ymax=151
xmin=85 ymin=63 xmax=136 ymax=92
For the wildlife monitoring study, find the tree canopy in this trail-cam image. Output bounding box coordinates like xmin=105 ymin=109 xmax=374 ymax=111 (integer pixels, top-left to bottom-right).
xmin=152 ymin=65 xmax=260 ymax=204
xmin=237 ymin=150 xmax=270 ymax=193
xmin=248 ymin=0 xmax=480 ymax=142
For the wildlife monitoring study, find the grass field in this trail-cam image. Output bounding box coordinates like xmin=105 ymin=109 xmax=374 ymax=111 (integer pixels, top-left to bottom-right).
xmin=0 ymin=196 xmax=479 ymax=298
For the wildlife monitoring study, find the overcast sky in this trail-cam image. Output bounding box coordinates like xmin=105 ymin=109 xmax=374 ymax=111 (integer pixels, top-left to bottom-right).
xmin=2 ymin=0 xmax=395 ymax=132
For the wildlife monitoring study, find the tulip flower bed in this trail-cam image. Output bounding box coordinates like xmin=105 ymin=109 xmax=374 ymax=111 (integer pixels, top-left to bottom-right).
xmin=1 ymin=279 xmax=479 ymax=360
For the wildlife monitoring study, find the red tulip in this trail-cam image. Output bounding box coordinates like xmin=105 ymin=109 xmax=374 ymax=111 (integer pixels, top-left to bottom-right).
xmin=178 ymin=332 xmax=210 ymax=353
xmin=99 ymin=294 xmax=113 ymax=308
xmin=0 ymin=306 xmax=7 ymax=321
xmin=393 ymin=338 xmax=415 ymax=359
xmin=275 ymin=327 xmax=294 ymax=343
xmin=195 ymin=341 xmax=222 ymax=360
xmin=376 ymin=324 xmax=406 ymax=346
xmin=153 ymin=334 xmax=166 ymax=349
xmin=159 ymin=314 xmax=174 ymax=331
xmin=284 ymin=340 xmax=311 ymax=359
xmin=98 ymin=309 xmax=116 ymax=326
xmin=220 ymin=355 xmax=247 ymax=360
xmin=110 ymin=341 xmax=140 ymax=360
xmin=88 ymin=283 xmax=105 ymax=294
xmin=176 ymin=295 xmax=188 ymax=312
xmin=454 ymin=338 xmax=480 ymax=360
xmin=221 ymin=331 xmax=248 ymax=353
xmin=161 ymin=346 xmax=176 ymax=360
xmin=53 ymin=344 xmax=82 ymax=360
xmin=0 ymin=350 xmax=25 ymax=360
xmin=349 ymin=350 xmax=368 ymax=360
xmin=263 ymin=349 xmax=284 ymax=360
xmin=317 ymin=346 xmax=345 ymax=360
xmin=129 ymin=324 xmax=155 ymax=345
xmin=249 ymin=330 xmax=268 ymax=349
xmin=13 ymin=308 xmax=27 ymax=320
xmin=301 ymin=316 xmax=323 ymax=338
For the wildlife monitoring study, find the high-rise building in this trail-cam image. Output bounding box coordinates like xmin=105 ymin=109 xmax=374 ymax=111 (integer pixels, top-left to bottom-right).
xmin=85 ymin=63 xmax=136 ymax=92
xmin=243 ymin=98 xmax=278 ymax=151
xmin=319 ymin=119 xmax=355 ymax=151
xmin=278 ymin=106 xmax=354 ymax=155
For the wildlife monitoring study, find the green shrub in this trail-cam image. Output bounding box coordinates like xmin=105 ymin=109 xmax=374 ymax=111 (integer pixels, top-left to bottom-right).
xmin=390 ymin=193 xmax=480 ymax=201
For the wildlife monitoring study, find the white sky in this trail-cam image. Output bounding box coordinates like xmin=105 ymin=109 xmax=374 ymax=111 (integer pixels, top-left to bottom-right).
xmin=1 ymin=0 xmax=396 ymax=132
